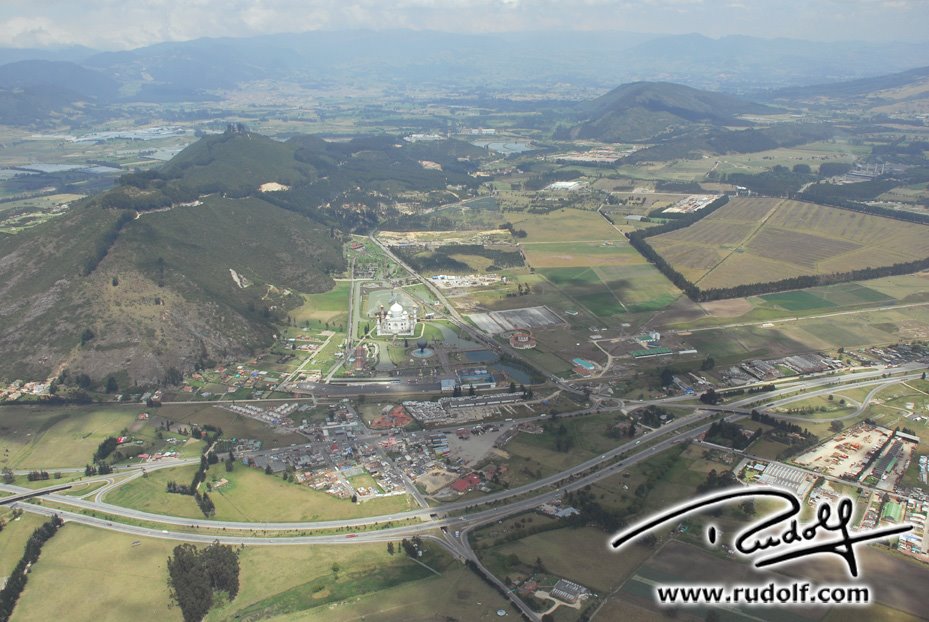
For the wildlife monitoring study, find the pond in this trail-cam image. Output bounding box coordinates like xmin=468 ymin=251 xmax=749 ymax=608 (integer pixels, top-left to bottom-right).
xmin=471 ymin=140 xmax=534 ymax=155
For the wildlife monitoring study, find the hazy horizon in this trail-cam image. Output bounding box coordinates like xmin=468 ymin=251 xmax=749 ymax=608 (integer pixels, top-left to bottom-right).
xmin=1 ymin=0 xmax=927 ymax=51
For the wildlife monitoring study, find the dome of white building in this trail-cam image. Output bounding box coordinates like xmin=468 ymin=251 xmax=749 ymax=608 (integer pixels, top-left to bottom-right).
xmin=389 ymin=302 xmax=404 ymax=317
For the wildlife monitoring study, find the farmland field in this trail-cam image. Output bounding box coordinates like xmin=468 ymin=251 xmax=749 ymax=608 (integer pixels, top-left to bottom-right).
xmin=106 ymin=462 xmax=415 ymax=521
xmin=0 ymin=406 xmax=141 ymax=469
xmin=647 ymin=197 xmax=929 ymax=291
xmin=11 ymin=524 xmax=510 ymax=622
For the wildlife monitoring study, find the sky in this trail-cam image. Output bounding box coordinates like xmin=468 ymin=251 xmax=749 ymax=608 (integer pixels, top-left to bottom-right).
xmin=0 ymin=0 xmax=927 ymax=50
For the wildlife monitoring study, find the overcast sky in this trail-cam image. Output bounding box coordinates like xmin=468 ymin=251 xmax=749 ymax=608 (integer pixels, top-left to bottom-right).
xmin=0 ymin=0 xmax=927 ymax=50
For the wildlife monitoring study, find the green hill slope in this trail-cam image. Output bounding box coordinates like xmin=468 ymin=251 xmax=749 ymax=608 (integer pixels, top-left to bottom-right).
xmin=0 ymin=195 xmax=342 ymax=384
xmin=567 ymin=81 xmax=774 ymax=143
xmin=0 ymin=128 xmax=485 ymax=384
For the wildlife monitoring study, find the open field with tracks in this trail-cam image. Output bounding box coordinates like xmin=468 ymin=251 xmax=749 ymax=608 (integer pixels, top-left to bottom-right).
xmin=11 ymin=524 xmax=511 ymax=622
xmin=0 ymin=406 xmax=141 ymax=469
xmin=106 ymin=462 xmax=415 ymax=522
xmin=648 ymin=197 xmax=929 ymax=290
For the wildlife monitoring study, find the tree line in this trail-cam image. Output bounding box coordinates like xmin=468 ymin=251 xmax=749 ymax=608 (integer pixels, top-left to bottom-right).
xmin=0 ymin=515 xmax=63 ymax=622
xmin=628 ymin=193 xmax=929 ymax=301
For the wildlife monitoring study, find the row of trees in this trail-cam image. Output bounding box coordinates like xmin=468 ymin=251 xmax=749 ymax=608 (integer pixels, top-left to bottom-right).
xmin=0 ymin=515 xmax=62 ymax=622
xmin=626 ymin=196 xmax=730 ymax=301
xmin=84 ymin=463 xmax=113 ymax=476
xmin=167 ymin=542 xmax=240 ymax=622
xmin=630 ymin=192 xmax=929 ymax=301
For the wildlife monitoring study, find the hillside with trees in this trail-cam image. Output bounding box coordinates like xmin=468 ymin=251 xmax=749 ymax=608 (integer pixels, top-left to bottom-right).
xmin=0 ymin=126 xmax=492 ymax=384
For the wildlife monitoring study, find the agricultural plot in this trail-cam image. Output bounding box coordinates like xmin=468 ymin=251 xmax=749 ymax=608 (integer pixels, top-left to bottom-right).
xmin=0 ymin=406 xmax=141 ymax=469
xmin=521 ymin=241 xmax=641 ymax=268
xmin=106 ymin=462 xmax=414 ymax=522
xmin=647 ymin=197 xmax=929 ymax=291
xmin=536 ymin=264 xmax=680 ymax=318
xmin=467 ymin=305 xmax=565 ymax=334
xmin=12 ymin=524 xmax=183 ymax=622
xmin=290 ymin=281 xmax=351 ymax=328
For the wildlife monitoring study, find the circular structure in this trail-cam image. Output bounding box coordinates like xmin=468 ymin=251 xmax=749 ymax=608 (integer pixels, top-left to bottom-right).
xmin=508 ymin=328 xmax=536 ymax=350
xmin=410 ymin=346 xmax=435 ymax=359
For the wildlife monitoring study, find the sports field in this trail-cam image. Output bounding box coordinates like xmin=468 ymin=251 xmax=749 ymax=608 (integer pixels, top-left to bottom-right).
xmin=648 ymin=197 xmax=929 ymax=290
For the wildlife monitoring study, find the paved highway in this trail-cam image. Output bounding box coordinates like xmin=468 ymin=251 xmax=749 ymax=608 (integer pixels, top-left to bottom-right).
xmin=8 ymin=362 xmax=926 ymax=622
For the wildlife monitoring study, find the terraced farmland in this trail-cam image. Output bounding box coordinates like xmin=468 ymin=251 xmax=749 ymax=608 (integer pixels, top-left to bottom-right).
xmin=648 ymin=197 xmax=929 ymax=290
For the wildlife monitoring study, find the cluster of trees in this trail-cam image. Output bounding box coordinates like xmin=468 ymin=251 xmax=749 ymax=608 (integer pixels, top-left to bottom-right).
xmin=705 ymin=420 xmax=760 ymax=450
xmin=749 ymin=411 xmax=818 ymax=459
xmin=167 ymin=542 xmax=240 ymax=622
xmin=94 ymin=436 xmax=119 ymax=462
xmin=500 ymin=221 xmax=528 ymax=238
xmin=655 ymin=180 xmax=704 ymax=193
xmin=696 ymin=469 xmax=739 ymax=494
xmin=399 ymin=537 xmax=422 ymax=558
xmin=25 ymin=471 xmax=50 ymax=482
xmin=563 ymin=487 xmax=628 ymax=532
xmin=84 ymin=463 xmax=112 ymax=476
xmin=633 ymin=405 xmax=672 ymax=427
xmin=725 ymin=165 xmax=816 ymax=196
xmin=802 ymin=179 xmax=898 ymax=203
xmin=0 ymin=516 xmax=63 ymax=622
xmin=194 ymin=491 xmax=215 ymax=517
xmin=394 ymin=244 xmax=524 ymax=274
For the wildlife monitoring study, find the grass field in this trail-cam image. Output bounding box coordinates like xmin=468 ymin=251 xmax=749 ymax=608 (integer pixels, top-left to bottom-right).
xmin=0 ymin=510 xmax=46 ymax=577
xmin=648 ymin=197 xmax=929 ymax=291
xmin=207 ymin=540 xmax=511 ymax=622
xmin=509 ymin=208 xmax=613 ymax=242
xmin=106 ymin=462 xmax=415 ymax=522
xmin=505 ymin=413 xmax=627 ymax=476
xmin=0 ymin=406 xmax=140 ymax=469
xmin=11 ymin=523 xmax=182 ymax=622
xmin=12 ymin=523 xmax=510 ymax=622
xmin=290 ymin=282 xmax=351 ymax=328
xmin=153 ymin=403 xmax=306 ymax=448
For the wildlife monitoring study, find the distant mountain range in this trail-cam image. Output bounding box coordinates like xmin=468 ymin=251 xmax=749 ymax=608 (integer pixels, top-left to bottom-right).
xmin=768 ymin=64 xmax=929 ymax=108
xmin=0 ymin=30 xmax=928 ymax=122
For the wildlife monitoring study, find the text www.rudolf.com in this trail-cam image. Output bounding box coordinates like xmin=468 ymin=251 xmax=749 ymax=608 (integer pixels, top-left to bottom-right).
xmin=655 ymin=583 xmax=870 ymax=606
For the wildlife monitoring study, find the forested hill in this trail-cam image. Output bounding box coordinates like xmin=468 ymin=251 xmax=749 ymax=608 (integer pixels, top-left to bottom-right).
xmin=565 ymin=81 xmax=775 ymax=143
xmin=0 ymin=128 xmax=483 ymax=385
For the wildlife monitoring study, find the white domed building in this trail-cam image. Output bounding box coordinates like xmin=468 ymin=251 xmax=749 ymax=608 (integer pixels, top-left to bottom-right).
xmin=376 ymin=299 xmax=417 ymax=336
